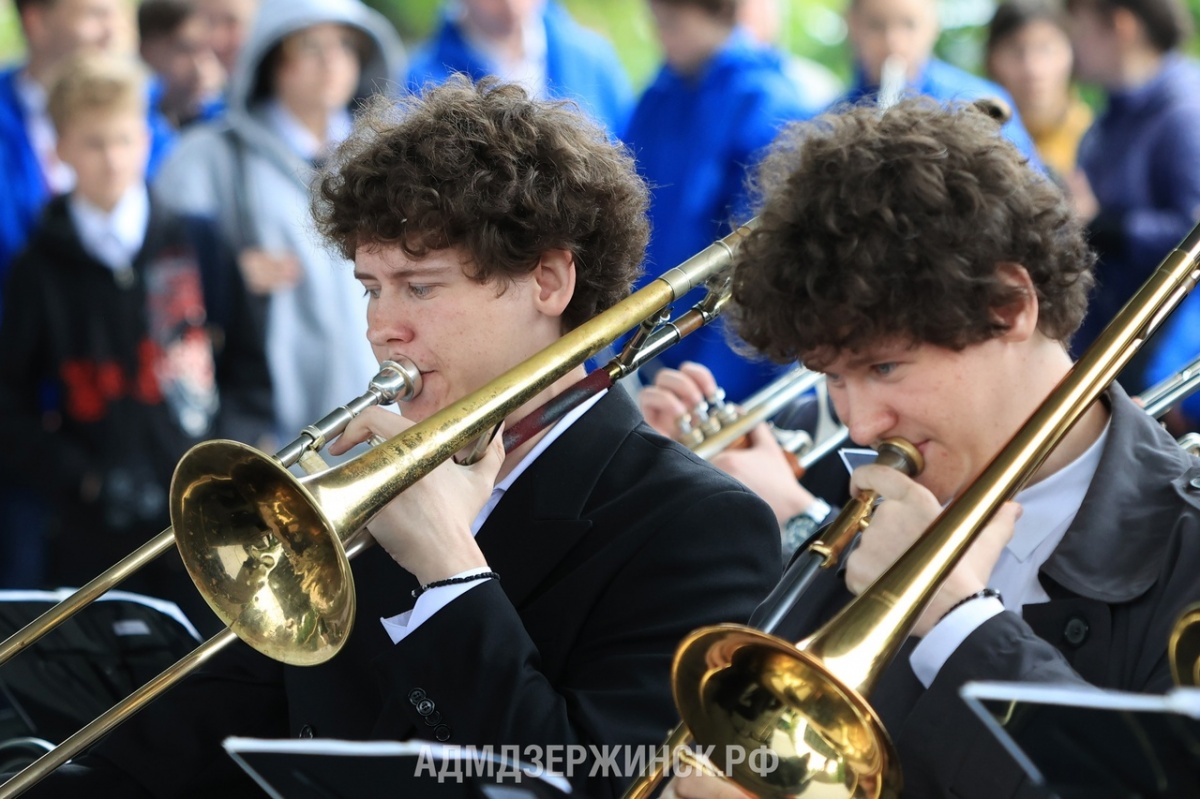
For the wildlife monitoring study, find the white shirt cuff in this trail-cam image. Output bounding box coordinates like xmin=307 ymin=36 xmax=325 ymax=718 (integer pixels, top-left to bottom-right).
xmin=379 ymin=567 xmax=494 ymax=645
xmin=909 ymin=595 xmax=1006 ymax=688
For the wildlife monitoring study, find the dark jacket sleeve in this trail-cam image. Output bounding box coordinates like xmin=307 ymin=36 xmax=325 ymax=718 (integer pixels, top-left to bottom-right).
xmin=370 ymin=488 xmax=781 ymax=798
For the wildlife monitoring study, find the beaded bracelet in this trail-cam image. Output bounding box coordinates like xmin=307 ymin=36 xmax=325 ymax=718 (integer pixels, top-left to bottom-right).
xmin=939 ymin=587 xmax=1003 ymax=623
xmin=412 ymin=571 xmax=500 ymax=599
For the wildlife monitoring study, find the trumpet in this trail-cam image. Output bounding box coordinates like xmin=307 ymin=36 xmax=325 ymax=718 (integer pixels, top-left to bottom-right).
xmin=684 ymin=368 xmax=851 ymax=478
xmin=668 ymin=221 xmax=1200 ymax=797
xmin=1136 ymin=351 xmax=1200 ymax=419
xmin=0 ymin=223 xmax=755 ymax=799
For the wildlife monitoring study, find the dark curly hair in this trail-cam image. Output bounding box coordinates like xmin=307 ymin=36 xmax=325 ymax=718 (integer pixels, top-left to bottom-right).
xmin=313 ymin=76 xmax=650 ymax=331
xmin=729 ymin=97 xmax=1095 ymax=369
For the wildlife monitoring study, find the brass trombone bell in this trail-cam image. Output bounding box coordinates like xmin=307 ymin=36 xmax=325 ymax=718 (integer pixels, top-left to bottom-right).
xmin=674 ymin=625 xmax=895 ymax=799
xmin=172 ymin=441 xmax=353 ymax=666
xmin=1170 ymin=602 xmax=1200 ymax=687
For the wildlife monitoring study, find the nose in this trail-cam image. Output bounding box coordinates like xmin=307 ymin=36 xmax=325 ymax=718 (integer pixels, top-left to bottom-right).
xmin=366 ymin=296 xmax=415 ymax=349
xmin=834 ymin=381 xmax=896 ymax=448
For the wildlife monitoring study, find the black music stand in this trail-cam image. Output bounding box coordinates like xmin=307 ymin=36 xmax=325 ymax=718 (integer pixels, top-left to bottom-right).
xmin=960 ymin=681 xmax=1200 ymax=799
xmin=222 ymin=737 xmax=573 ymax=799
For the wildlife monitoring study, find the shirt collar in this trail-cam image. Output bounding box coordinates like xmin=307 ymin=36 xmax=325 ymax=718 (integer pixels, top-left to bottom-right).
xmin=13 ymin=70 xmax=46 ymax=116
xmin=1006 ymin=416 xmax=1111 ymax=562
xmin=264 ymin=99 xmax=353 ymax=162
xmin=470 ymin=388 xmax=607 ymax=535
xmin=68 ymin=184 xmax=151 ymax=273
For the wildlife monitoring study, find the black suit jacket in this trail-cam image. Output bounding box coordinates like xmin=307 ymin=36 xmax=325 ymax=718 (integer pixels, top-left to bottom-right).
xmin=29 ymin=388 xmax=782 ymax=798
xmin=754 ymin=386 xmax=1200 ymax=798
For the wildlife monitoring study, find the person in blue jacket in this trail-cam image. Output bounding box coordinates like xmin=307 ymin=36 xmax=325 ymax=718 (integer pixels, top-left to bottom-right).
xmin=1065 ymin=0 xmax=1200 ymax=396
xmin=405 ymin=0 xmax=633 ymax=136
xmin=623 ymin=0 xmax=810 ymax=403
xmin=840 ymin=0 xmax=1041 ymax=162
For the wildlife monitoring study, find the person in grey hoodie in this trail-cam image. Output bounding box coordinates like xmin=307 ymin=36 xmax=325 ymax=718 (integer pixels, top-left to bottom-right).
xmin=152 ymin=0 xmax=404 ymax=449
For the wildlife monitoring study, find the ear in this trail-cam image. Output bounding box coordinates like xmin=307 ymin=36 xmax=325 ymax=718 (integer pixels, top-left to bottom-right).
xmin=993 ymin=262 xmax=1039 ymax=342
xmin=531 ymin=249 xmax=576 ymax=321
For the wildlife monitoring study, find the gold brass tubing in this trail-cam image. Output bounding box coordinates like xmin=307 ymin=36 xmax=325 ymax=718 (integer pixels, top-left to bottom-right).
xmin=806 ymin=438 xmax=923 ymax=567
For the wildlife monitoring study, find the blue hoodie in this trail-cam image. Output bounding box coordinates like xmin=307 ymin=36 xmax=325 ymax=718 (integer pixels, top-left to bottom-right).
xmin=406 ymin=1 xmax=633 ymax=135
xmin=844 ymin=57 xmax=1041 ymax=163
xmin=623 ymin=31 xmax=810 ymax=401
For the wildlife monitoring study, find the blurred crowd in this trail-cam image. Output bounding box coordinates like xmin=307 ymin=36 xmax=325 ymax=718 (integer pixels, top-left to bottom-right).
xmin=0 ymin=0 xmax=1198 ymax=607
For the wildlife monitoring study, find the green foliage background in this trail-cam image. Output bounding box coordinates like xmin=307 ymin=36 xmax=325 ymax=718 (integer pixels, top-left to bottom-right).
xmin=3 ymin=0 xmax=1200 ymax=89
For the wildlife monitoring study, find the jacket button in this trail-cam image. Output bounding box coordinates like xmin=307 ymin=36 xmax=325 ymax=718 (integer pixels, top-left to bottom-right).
xmin=1063 ymin=616 xmax=1089 ymax=647
xmin=408 ymin=688 xmax=426 ymax=705
xmin=298 ymin=724 xmax=315 ymax=738
xmin=416 ymin=699 xmax=435 ymax=717
xmin=1189 ymin=476 xmax=1200 ymax=491
xmin=424 ymin=711 xmax=442 ymax=726
xmin=433 ymin=724 xmax=452 ymax=741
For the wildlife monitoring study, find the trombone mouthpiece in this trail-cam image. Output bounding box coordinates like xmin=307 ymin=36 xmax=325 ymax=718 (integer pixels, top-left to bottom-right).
xmin=373 ymin=356 xmax=423 ymax=404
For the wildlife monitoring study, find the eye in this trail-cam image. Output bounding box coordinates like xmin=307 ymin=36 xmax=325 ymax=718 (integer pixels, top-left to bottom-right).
xmin=872 ymin=362 xmax=898 ymax=377
xmin=361 ymin=286 xmax=380 ymax=299
xmin=409 ymin=284 xmax=434 ymax=299
xmin=824 ymin=372 xmax=845 ymax=388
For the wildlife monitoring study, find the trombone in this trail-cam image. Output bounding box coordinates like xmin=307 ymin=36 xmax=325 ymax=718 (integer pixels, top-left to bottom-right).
xmin=668 ymin=221 xmax=1200 ymax=798
xmin=0 ymin=222 xmax=755 ymax=798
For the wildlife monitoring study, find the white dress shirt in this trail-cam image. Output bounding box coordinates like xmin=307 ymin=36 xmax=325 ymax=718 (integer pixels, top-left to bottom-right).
xmin=380 ymin=389 xmax=607 ymax=644
xmin=68 ymin=185 xmax=150 ymax=282
xmin=264 ymin=99 xmax=352 ymax=163
xmin=909 ymin=418 xmax=1111 ymax=686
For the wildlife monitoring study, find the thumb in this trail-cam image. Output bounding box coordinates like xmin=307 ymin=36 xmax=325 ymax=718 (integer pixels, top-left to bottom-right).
xmin=746 ymin=421 xmax=775 ymax=447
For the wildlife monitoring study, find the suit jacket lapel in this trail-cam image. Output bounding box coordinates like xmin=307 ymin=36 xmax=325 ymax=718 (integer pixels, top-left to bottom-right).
xmin=476 ymin=389 xmax=641 ymax=609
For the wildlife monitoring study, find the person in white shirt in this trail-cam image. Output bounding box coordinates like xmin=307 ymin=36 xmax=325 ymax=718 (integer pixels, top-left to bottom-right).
xmin=655 ymin=97 xmax=1200 ymax=799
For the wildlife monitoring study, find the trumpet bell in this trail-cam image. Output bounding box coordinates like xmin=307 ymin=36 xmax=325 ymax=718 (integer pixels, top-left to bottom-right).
xmin=673 ymin=625 xmax=899 ymax=799
xmin=170 ymin=440 xmax=354 ymax=666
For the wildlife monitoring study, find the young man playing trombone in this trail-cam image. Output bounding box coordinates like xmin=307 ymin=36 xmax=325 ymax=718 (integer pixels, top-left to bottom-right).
xmin=658 ymin=97 xmax=1200 ymax=799
xmin=16 ymin=77 xmax=781 ymax=798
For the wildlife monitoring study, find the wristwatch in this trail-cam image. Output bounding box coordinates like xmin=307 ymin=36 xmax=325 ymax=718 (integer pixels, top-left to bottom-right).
xmin=781 ymin=497 xmax=833 ymax=557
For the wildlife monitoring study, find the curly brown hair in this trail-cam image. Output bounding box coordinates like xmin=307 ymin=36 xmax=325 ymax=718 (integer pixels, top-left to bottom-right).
xmin=729 ymin=97 xmax=1095 ymax=368
xmin=313 ymin=76 xmax=650 ymax=331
